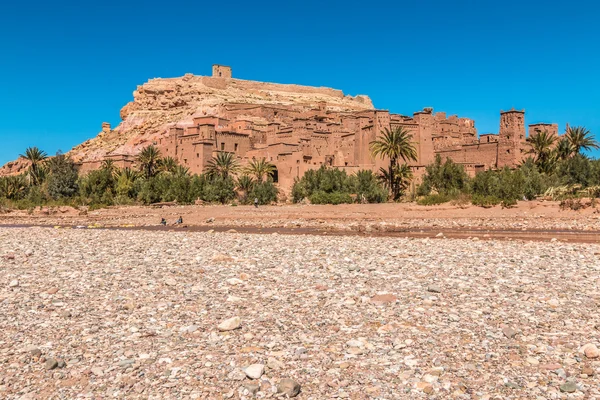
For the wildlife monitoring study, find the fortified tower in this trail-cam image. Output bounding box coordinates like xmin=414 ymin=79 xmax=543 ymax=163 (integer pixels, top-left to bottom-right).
xmin=212 ymin=64 xmax=232 ymax=78
xmin=497 ymin=109 xmax=526 ymax=168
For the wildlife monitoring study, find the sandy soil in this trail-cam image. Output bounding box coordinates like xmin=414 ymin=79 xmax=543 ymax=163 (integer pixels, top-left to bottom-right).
xmin=1 ymin=201 xmax=600 ymax=241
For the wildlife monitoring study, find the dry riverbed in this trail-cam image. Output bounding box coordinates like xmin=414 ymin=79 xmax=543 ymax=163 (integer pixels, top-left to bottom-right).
xmin=1 ymin=228 xmax=599 ymax=399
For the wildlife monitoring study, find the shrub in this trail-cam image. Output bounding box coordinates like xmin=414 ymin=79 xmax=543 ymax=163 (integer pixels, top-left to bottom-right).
xmin=417 ymin=193 xmax=452 ymax=206
xmin=417 ymin=155 xmax=469 ymax=196
xmin=308 ymin=191 xmax=353 ymax=205
xmin=249 ymin=179 xmax=278 ymax=205
xmin=352 ymin=170 xmax=388 ymax=203
xmin=79 ymin=168 xmax=115 ymax=205
xmin=46 ymin=153 xmax=79 ymax=199
xmin=471 ymin=194 xmax=502 ymax=208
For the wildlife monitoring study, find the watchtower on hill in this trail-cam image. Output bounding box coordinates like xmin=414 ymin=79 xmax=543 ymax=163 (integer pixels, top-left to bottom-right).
xmin=212 ymin=64 xmax=232 ymax=78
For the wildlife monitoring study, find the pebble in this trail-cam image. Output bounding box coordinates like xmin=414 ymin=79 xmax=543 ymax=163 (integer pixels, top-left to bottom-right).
xmin=244 ymin=364 xmax=265 ymax=379
xmin=8 ymin=279 xmax=19 ymax=288
xmin=427 ymin=285 xmax=442 ymax=293
xmin=277 ymin=378 xmax=301 ymax=398
xmin=218 ymin=316 xmax=241 ymax=331
xmin=44 ymin=358 xmax=58 ymax=370
xmin=0 ymin=227 xmax=599 ymax=399
xmin=560 ymin=381 xmax=577 ymax=393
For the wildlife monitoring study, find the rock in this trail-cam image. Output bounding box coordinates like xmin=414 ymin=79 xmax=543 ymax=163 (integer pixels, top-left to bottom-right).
xmin=46 ymin=287 xmax=59 ymax=294
xmin=370 ymin=293 xmax=397 ymax=305
xmin=227 ymin=229 xmax=238 ymax=233
xmin=580 ymin=343 xmax=599 ymax=359
xmin=8 ymin=279 xmax=19 ymax=288
xmin=206 ymin=217 xmax=215 ymax=223
xmin=267 ymin=357 xmax=284 ymax=370
xmin=242 ymin=382 xmax=260 ymax=395
xmin=119 ymin=359 xmax=135 ymax=367
xmin=277 ymin=379 xmax=301 ymax=398
xmin=427 ymin=285 xmax=442 ymax=293
xmin=526 ymin=357 xmax=539 ymax=365
xmin=244 ymin=364 xmax=265 ymax=379
xmin=218 ymin=316 xmax=241 ymax=331
xmin=436 ymin=232 xmax=444 ymax=238
xmin=44 ymin=358 xmax=58 ymax=370
xmin=26 ymin=346 xmax=42 ymax=357
xmin=502 ymin=327 xmax=517 ymax=339
xmin=164 ymin=278 xmax=177 ymax=286
xmin=24 ymin=249 xmax=33 ymax=256
xmin=559 ymin=381 xmax=577 ymax=393
xmin=91 ymin=367 xmax=104 ymax=377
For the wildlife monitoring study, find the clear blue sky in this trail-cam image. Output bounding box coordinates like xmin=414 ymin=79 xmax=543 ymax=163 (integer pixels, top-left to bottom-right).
xmin=1 ymin=0 xmax=599 ymax=165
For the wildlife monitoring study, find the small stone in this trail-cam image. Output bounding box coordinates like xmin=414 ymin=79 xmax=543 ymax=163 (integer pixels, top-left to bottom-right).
xmin=526 ymin=357 xmax=539 ymax=365
xmin=206 ymin=217 xmax=215 ymax=223
xmin=119 ymin=359 xmax=135 ymax=367
xmin=46 ymin=287 xmax=59 ymax=294
xmin=427 ymin=285 xmax=442 ymax=293
xmin=267 ymin=357 xmax=284 ymax=370
xmin=502 ymin=327 xmax=517 ymax=339
xmin=91 ymin=367 xmax=104 ymax=377
xmin=244 ymin=364 xmax=265 ymax=379
xmin=26 ymin=346 xmax=42 ymax=357
xmin=8 ymin=280 xmax=19 ymax=288
xmin=370 ymin=293 xmax=397 ymax=305
xmin=559 ymin=381 xmax=577 ymax=393
xmin=582 ymin=367 xmax=594 ymax=376
xmin=242 ymin=382 xmax=260 ymax=395
xmin=436 ymin=232 xmax=444 ymax=237
xmin=277 ymin=379 xmax=301 ymax=398
xmin=218 ymin=316 xmax=241 ymax=331
xmin=25 ymin=249 xmax=33 ymax=256
xmin=227 ymin=229 xmax=238 ymax=233
xmin=580 ymin=343 xmax=599 ymax=359
xmin=45 ymin=358 xmax=58 ymax=370
xmin=164 ymin=278 xmax=177 ymax=286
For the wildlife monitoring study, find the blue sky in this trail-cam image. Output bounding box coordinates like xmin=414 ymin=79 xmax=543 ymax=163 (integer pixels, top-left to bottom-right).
xmin=1 ymin=0 xmax=599 ymax=165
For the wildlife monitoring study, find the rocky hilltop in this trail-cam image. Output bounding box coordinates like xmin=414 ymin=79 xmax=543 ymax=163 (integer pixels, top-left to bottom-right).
xmin=1 ymin=70 xmax=373 ymax=174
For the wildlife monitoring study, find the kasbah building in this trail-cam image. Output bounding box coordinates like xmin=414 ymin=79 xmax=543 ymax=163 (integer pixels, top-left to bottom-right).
xmin=97 ymin=65 xmax=559 ymax=191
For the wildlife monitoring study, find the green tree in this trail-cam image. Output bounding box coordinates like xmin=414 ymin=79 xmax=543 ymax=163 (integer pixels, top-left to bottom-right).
xmin=137 ymin=145 xmax=162 ymax=179
xmin=554 ymin=137 xmax=574 ymax=161
xmin=236 ymin=174 xmax=255 ymax=204
xmin=205 ymin=152 xmax=239 ymax=179
xmin=370 ymin=126 xmax=417 ymax=200
xmin=20 ymin=147 xmax=48 ymax=186
xmin=566 ymin=126 xmax=599 ymax=155
xmin=353 ymin=169 xmax=388 ymax=203
xmin=249 ymin=179 xmax=279 ymax=205
xmin=526 ymin=129 xmax=557 ymax=173
xmin=45 ymin=153 xmax=79 ymax=199
xmin=245 ymin=158 xmax=276 ymax=182
xmin=160 ymin=156 xmax=178 ymax=174
xmin=417 ymin=155 xmax=469 ymax=196
xmin=0 ymin=175 xmax=27 ymax=200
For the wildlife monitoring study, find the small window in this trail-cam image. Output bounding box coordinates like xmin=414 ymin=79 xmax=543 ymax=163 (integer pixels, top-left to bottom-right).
xmin=234 ymin=143 xmax=238 ymax=151
xmin=221 ymin=143 xmax=225 ymax=151
xmin=197 ymin=153 xmax=199 ymax=158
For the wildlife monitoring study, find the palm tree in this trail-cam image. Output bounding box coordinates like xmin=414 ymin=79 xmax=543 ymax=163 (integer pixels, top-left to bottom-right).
xmin=100 ymin=159 xmax=118 ymax=178
xmin=245 ymin=158 xmax=276 ymax=182
xmin=236 ymin=174 xmax=255 ymax=203
xmin=565 ymin=126 xmax=599 ymax=154
xmin=114 ymin=167 xmax=139 ymax=182
xmin=378 ymin=164 xmax=413 ymax=197
xmin=554 ymin=137 xmax=574 ymax=161
xmin=160 ymin=156 xmax=178 ymax=174
xmin=205 ymin=152 xmax=239 ymax=179
xmin=19 ymin=147 xmax=48 ymax=186
xmin=370 ymin=126 xmax=417 ymax=200
xmin=137 ymin=145 xmax=162 ymax=179
xmin=173 ymin=165 xmax=190 ymax=177
xmin=526 ymin=129 xmax=557 ymax=173
xmin=0 ymin=175 xmax=27 ymax=200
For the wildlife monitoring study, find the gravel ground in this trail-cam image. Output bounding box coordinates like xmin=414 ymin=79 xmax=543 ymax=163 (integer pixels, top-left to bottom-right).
xmin=1 ymin=227 xmax=599 ymax=399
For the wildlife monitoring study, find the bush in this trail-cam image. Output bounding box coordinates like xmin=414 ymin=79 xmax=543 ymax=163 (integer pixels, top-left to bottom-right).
xmin=292 ymin=166 xmax=354 ymax=203
xmin=249 ymin=179 xmax=279 ymax=205
xmin=471 ymin=194 xmax=502 ymax=208
xmin=308 ymin=191 xmax=353 ymax=205
xmin=417 ymin=193 xmax=452 ymax=206
xmin=417 ymin=155 xmax=469 ymax=196
xmin=79 ymin=169 xmax=115 ymax=205
xmin=352 ymin=170 xmax=388 ymax=203
xmin=46 ymin=153 xmax=79 ymax=199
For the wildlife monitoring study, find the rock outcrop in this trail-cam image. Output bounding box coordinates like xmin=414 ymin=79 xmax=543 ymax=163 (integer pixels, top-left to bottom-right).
xmin=0 ymin=70 xmax=373 ymax=174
